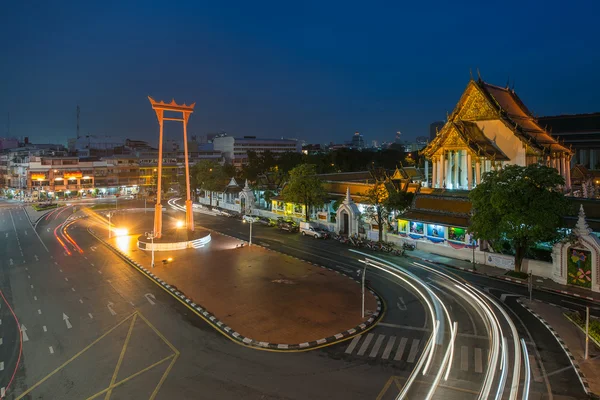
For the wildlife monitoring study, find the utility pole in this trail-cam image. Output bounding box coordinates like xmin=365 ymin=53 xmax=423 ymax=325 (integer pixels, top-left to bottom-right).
xmin=586 ymin=306 xmax=590 ymax=360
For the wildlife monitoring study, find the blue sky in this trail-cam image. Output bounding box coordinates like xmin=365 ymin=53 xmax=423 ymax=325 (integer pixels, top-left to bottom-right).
xmin=1 ymin=0 xmax=599 ymax=146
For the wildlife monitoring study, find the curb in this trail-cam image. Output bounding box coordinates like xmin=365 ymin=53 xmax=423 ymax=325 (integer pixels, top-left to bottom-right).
xmin=86 ymin=226 xmax=384 ymax=352
xmin=517 ymin=298 xmax=598 ymax=399
xmin=407 ymin=253 xmax=600 ymax=304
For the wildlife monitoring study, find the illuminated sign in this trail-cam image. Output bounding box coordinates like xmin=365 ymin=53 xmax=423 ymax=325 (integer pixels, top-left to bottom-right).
xmin=64 ymin=172 xmax=82 ymax=179
xmin=31 ymin=174 xmax=46 ymax=180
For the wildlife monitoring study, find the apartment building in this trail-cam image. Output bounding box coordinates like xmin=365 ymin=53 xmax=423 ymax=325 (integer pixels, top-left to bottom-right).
xmin=212 ymin=135 xmax=301 ymax=167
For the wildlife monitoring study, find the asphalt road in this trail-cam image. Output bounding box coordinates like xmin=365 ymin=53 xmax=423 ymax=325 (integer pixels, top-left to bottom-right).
xmin=0 ymin=198 xmax=589 ymax=399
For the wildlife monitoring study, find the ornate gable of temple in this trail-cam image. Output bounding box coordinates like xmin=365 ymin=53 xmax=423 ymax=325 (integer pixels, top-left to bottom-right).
xmin=421 ymin=78 xmax=571 ymax=160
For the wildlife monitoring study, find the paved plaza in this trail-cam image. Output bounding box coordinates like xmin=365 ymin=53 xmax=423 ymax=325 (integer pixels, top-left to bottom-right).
xmin=101 ymin=212 xmax=379 ymax=345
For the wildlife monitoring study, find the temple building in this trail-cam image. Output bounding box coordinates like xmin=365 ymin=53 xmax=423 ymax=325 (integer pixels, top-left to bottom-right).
xmin=421 ymin=78 xmax=573 ymax=190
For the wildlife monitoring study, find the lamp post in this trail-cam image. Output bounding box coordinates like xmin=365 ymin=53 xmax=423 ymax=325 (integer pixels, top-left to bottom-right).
xmin=146 ymin=231 xmax=156 ymax=268
xmin=357 ymin=259 xmax=369 ymax=318
xmin=107 ymin=212 xmax=112 ymax=238
xmin=249 ymin=219 xmax=253 ymax=246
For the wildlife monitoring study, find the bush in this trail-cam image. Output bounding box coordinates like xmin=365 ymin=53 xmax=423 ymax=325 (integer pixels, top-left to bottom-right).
xmin=506 ymin=270 xmax=529 ymax=280
xmin=32 ymin=203 xmax=59 ymax=211
xmin=565 ymin=312 xmax=600 ymax=344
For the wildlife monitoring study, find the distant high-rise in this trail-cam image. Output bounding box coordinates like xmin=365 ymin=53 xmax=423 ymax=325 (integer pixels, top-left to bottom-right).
xmin=350 ymin=131 xmax=365 ymax=149
xmin=429 ymin=121 xmax=445 ymax=141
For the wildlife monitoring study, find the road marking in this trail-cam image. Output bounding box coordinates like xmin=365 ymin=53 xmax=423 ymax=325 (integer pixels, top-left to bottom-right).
xmin=91 ymin=263 xmax=95 ymax=267
xmin=34 ymin=255 xmax=39 ymax=261
xmin=105 ymin=314 xmax=138 ymax=398
xmin=381 ymin=336 xmax=396 ymax=360
xmin=64 ymin=277 xmax=69 ymax=282
xmin=21 ymin=324 xmax=29 ymax=341
xmin=34 ymin=296 xmax=37 ymax=301
xmin=369 ymin=334 xmax=386 ymax=357
xmin=407 ymin=339 xmax=420 ymax=363
xmin=1 ymin=387 xmax=4 ymax=397
xmin=107 ymin=302 xmax=116 ymax=315
xmin=345 ymin=335 xmax=361 ymax=354
xmin=529 ymin=355 xmax=543 ymax=382
xmin=0 ymin=361 xmax=4 ymax=371
xmin=461 ymin=346 xmax=469 ymax=371
xmin=4 ymin=233 xmax=7 ymax=238
xmin=24 ymin=230 xmax=27 ymax=236
xmin=394 ymin=337 xmax=408 ymax=361
xmin=30 ymin=284 xmax=33 ymax=289
xmin=98 ymin=270 xmax=102 ymax=274
xmin=378 ymin=322 xmax=429 ymax=332
xmin=59 ymin=269 xmax=62 ymax=272
xmin=63 ymin=313 xmax=72 ymax=329
xmin=28 ymin=275 xmax=30 ymax=279
xmin=9 ymin=259 xmax=13 ymax=266
xmin=49 ymin=346 xmax=54 ymax=354
xmin=84 ymin=256 xmax=87 ymax=260
xmin=396 ymin=297 xmax=407 ymax=311
xmin=88 ymin=313 xmax=93 ymax=319
xmin=47 ymin=228 xmax=50 ymax=232
xmin=500 ymin=293 xmax=522 ymax=303
xmin=43 ymin=326 xmax=47 ymax=332
xmin=54 ymin=262 xmax=58 ymax=265
xmin=38 ymin=309 xmax=42 ymax=315
xmin=145 ymin=293 xmax=156 ymax=305
xmin=79 ymin=299 xmax=83 ymax=304
xmin=357 ymin=333 xmax=374 ymax=356
xmin=71 ymin=287 xmax=75 ymax=292
xmin=0 ymin=338 xmax=3 ymax=345
xmin=475 ymin=348 xmax=483 ymax=373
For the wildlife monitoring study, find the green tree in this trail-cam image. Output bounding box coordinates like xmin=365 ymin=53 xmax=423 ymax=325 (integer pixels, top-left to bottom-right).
xmin=385 ymin=184 xmax=414 ymax=218
xmin=281 ymin=164 xmax=326 ymax=222
xmin=191 ymin=160 xmax=229 ymax=205
xmin=469 ymin=164 xmax=571 ymax=272
xmin=362 ymin=182 xmax=389 ymax=242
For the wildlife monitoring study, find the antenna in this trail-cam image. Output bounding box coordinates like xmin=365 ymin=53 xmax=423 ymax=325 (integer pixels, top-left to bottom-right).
xmin=76 ymin=105 xmax=80 ymax=139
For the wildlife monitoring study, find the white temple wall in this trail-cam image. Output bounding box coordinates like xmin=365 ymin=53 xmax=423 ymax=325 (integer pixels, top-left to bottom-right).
xmin=476 ymin=120 xmax=526 ymax=166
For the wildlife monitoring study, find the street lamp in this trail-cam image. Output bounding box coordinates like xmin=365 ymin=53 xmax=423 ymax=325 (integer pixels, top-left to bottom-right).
xmin=146 ymin=231 xmax=155 ymax=268
xmin=107 ymin=212 xmax=112 ymax=238
xmin=243 ymin=218 xmax=253 ymax=246
xmin=357 ymin=259 xmax=369 ymax=318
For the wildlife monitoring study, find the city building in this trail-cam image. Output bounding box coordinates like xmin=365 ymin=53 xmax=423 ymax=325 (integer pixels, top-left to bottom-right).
xmin=538 ymin=113 xmax=600 ymax=169
xmin=349 ymin=131 xmax=365 ymax=149
xmin=212 ymin=134 xmax=301 ymax=167
xmin=68 ymin=135 xmax=126 ymax=157
xmin=429 ymin=121 xmax=444 ymax=141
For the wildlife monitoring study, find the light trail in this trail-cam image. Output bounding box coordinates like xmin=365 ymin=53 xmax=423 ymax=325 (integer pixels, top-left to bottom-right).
xmin=520 ymin=338 xmax=531 ymax=400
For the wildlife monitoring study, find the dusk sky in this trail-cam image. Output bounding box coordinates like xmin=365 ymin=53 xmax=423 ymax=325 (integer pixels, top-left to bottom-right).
xmin=1 ymin=1 xmax=599 ymax=146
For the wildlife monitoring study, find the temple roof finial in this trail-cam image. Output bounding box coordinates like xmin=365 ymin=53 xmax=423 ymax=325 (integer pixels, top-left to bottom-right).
xmin=345 ymin=187 xmax=352 ymax=204
xmin=244 ymin=179 xmax=249 ymax=189
xmin=574 ymin=204 xmax=592 ymax=236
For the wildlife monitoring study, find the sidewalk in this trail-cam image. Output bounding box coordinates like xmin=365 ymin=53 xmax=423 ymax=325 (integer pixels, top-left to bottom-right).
xmin=90 ymin=212 xmax=382 ymax=350
xmin=406 ymin=248 xmax=600 ymax=303
xmin=521 ymin=299 xmax=600 ymax=397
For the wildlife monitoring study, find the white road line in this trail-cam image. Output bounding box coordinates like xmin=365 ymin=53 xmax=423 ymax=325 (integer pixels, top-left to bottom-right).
xmin=0 ymin=361 xmax=4 ymax=371
xmin=64 ymin=277 xmax=69 ymax=282
xmin=0 ymin=338 xmax=3 ymax=345
xmin=98 ymin=270 xmax=102 ymax=274
xmin=79 ymin=299 xmax=83 ymax=304
xmin=49 ymin=346 xmax=54 ymax=354
xmin=34 ymin=255 xmax=39 ymax=261
xmin=407 ymin=339 xmax=420 ymax=363
xmin=88 ymin=313 xmax=93 ymax=319
xmin=84 ymin=256 xmax=87 ymax=259
xmin=529 ymin=355 xmax=543 ymax=382
xmin=30 ymin=284 xmax=33 ymax=289
xmin=71 ymin=287 xmax=75 ymax=292
xmin=369 ymin=334 xmax=386 ymax=357
xmin=33 ymin=296 xmax=37 ymax=301
xmin=63 ymin=313 xmax=72 ymax=329
xmin=394 ymin=337 xmax=408 ymax=361
xmin=345 ymin=335 xmax=362 ymax=354
xmin=475 ymin=348 xmax=483 ymax=373
xmin=59 ymin=269 xmax=62 ymax=272
xmin=27 ymin=275 xmax=30 ymax=279
xmin=38 ymin=309 xmax=42 ymax=315
xmin=43 ymin=325 xmax=47 ymax=332
xmin=357 ymin=333 xmax=374 ymax=356
xmin=54 ymin=262 xmax=58 ymax=265
xmin=461 ymin=346 xmax=469 ymax=371
xmin=91 ymin=263 xmax=95 ymax=267
xmin=1 ymin=387 xmax=5 ymax=397
xmin=381 ymin=336 xmax=396 ymax=360
xmin=107 ymin=302 xmax=116 ymax=315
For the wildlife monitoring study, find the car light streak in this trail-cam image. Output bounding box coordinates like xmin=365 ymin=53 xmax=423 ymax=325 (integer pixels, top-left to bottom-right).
xmin=62 ymin=220 xmax=84 ymax=254
xmin=495 ymin=336 xmax=509 ymax=400
xmin=520 ymin=338 xmax=531 ymax=400
xmin=53 ymin=224 xmax=72 ymax=255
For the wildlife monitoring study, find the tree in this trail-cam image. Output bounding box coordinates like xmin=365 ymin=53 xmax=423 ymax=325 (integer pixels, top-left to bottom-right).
xmin=191 ymin=160 xmax=229 ymax=205
xmin=385 ymin=184 xmax=414 ymax=218
xmin=363 ymin=182 xmax=390 ymax=242
xmin=281 ymin=164 xmax=326 ymax=222
xmin=469 ymin=164 xmax=572 ymax=272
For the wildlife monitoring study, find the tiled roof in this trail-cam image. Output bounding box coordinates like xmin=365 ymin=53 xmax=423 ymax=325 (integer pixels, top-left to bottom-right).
xmin=400 ymin=192 xmax=472 ymax=227
xmin=538 ymin=113 xmax=600 ymax=134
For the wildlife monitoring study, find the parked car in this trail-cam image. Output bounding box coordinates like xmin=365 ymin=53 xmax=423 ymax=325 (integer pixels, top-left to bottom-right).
xmin=242 ymin=215 xmax=260 ymax=223
xmin=278 ymin=221 xmax=299 ymax=233
xmin=300 ymin=222 xmax=329 ymax=239
xmin=256 ymin=216 xmax=272 ymax=226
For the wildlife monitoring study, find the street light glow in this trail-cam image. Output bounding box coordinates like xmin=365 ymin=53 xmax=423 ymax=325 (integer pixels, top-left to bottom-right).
xmin=176 ymin=220 xmax=184 ymax=228
xmin=114 ymin=228 xmax=128 ymax=237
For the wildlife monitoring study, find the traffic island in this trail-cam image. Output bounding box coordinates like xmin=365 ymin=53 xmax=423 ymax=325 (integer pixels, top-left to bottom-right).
xmin=89 ymin=225 xmax=382 ymax=351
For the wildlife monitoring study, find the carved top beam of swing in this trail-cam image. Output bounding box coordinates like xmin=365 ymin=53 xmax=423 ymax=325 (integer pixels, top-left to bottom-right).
xmin=148 ymin=96 xmax=196 ymax=113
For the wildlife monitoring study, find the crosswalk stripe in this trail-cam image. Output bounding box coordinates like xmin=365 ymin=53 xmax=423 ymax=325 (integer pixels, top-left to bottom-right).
xmin=394 ymin=337 xmax=408 ymax=361
xmin=381 ymin=336 xmax=396 ymax=360
xmin=529 ymin=355 xmax=543 ymax=382
xmin=345 ymin=335 xmax=362 ymax=354
xmin=369 ymin=335 xmax=385 ymax=357
xmin=461 ymin=346 xmax=469 ymax=371
xmin=475 ymin=348 xmax=483 ymax=373
xmin=357 ymin=333 xmax=374 ymax=356
xmin=407 ymin=339 xmax=420 ymax=363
